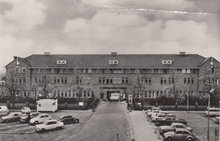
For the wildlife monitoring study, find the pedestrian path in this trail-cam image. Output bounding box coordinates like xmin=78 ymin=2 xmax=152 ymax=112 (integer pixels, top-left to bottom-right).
xmin=129 ymin=111 xmax=161 ymax=141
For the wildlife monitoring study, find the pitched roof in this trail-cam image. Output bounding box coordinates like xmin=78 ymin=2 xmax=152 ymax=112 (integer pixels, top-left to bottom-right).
xmin=23 ymin=54 xmax=205 ymax=68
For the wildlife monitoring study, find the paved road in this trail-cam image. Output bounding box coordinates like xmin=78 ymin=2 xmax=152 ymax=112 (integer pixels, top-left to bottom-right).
xmin=0 ymin=102 xmax=132 ymax=141
xmin=70 ymin=101 xmax=132 ymax=141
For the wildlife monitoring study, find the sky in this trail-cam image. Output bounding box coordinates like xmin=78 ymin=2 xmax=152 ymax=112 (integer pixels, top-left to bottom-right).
xmin=0 ymin=0 xmax=219 ymax=73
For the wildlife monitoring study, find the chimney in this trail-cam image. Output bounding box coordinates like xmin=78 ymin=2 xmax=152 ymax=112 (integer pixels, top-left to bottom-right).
xmin=14 ymin=56 xmax=20 ymax=66
xmin=44 ymin=52 xmax=50 ymax=55
xmin=179 ymin=52 xmax=185 ymax=56
xmin=111 ymin=52 xmax=117 ymax=56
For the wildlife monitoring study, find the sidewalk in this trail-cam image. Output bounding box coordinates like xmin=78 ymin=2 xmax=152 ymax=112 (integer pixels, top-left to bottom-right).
xmin=129 ymin=111 xmax=161 ymax=141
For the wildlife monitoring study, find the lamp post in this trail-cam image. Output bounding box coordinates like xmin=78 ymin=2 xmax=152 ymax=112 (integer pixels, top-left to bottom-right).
xmin=187 ymin=92 xmax=189 ymax=112
xmin=207 ymin=94 xmax=210 ymax=141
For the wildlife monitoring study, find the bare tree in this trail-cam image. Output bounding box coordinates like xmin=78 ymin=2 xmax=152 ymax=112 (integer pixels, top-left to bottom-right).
xmin=5 ymin=72 xmax=25 ymax=108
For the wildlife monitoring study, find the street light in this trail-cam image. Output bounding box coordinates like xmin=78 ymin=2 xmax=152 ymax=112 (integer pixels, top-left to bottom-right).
xmin=207 ymin=88 xmax=215 ymax=141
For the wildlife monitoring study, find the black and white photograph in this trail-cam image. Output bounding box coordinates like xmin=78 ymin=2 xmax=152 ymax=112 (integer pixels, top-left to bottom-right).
xmin=0 ymin=0 xmax=219 ymax=141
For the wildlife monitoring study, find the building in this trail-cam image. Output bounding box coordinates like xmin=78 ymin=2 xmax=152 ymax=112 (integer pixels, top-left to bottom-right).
xmin=5 ymin=52 xmax=220 ymax=104
xmin=0 ymin=81 xmax=6 ymax=97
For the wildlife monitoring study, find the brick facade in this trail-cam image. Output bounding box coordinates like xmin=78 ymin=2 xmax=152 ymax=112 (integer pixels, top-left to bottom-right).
xmin=4 ymin=53 xmax=220 ymax=102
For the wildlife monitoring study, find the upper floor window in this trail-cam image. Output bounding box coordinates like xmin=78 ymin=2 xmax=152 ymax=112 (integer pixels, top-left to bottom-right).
xmin=162 ymin=60 xmax=172 ymax=64
xmin=57 ymin=60 xmax=67 ymax=64
xmin=109 ymin=60 xmax=119 ymax=65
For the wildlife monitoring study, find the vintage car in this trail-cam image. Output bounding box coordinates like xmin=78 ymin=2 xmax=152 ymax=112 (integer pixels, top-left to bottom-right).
xmin=214 ymin=116 xmax=220 ymax=124
xmin=159 ymin=122 xmax=192 ymax=135
xmin=59 ymin=115 xmax=79 ymax=125
xmin=0 ymin=112 xmax=21 ymax=123
xmin=35 ymin=119 xmax=64 ymax=132
xmin=21 ymin=107 xmax=31 ymax=114
xmin=155 ymin=114 xmax=187 ymax=126
xmin=30 ymin=113 xmax=52 ymax=125
xmin=151 ymin=111 xmax=169 ymax=122
xmin=20 ymin=112 xmax=40 ymax=123
xmin=163 ymin=128 xmax=195 ymax=141
xmin=148 ymin=107 xmax=161 ymax=118
xmin=0 ymin=106 xmax=9 ymax=117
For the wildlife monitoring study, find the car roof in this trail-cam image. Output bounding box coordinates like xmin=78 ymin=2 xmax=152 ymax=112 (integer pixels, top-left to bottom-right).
xmin=60 ymin=115 xmax=73 ymax=118
xmin=10 ymin=112 xmax=21 ymax=114
xmin=45 ymin=119 xmax=57 ymax=122
xmin=172 ymin=123 xmax=184 ymax=126
xmin=175 ymin=128 xmax=190 ymax=132
xmin=38 ymin=113 xmax=50 ymax=116
xmin=152 ymin=107 xmax=161 ymax=109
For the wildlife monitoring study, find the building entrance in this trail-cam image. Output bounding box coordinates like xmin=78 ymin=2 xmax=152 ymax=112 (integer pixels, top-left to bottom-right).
xmin=107 ymin=91 xmax=120 ymax=101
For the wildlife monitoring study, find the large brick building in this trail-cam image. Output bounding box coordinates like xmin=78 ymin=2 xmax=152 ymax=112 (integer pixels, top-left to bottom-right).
xmin=4 ymin=52 xmax=220 ymax=104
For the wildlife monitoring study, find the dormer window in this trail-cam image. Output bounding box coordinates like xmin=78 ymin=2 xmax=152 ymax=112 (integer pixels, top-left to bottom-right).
xmin=109 ymin=60 xmax=119 ymax=65
xmin=162 ymin=60 xmax=172 ymax=64
xmin=57 ymin=60 xmax=67 ymax=64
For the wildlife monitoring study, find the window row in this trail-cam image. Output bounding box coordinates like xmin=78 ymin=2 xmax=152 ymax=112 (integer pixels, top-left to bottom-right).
xmin=53 ymin=90 xmax=93 ymax=98
xmin=134 ymin=90 xmax=195 ymax=98
xmin=183 ymin=78 xmax=195 ymax=84
xmin=14 ymin=67 xmax=26 ymax=73
xmin=12 ymin=77 xmax=26 ymax=84
xmin=31 ymin=68 xmax=199 ymax=74
xmin=99 ymin=77 xmax=129 ymax=84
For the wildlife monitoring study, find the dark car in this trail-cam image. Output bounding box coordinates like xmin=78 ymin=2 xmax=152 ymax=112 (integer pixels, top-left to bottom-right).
xmin=0 ymin=112 xmax=21 ymax=123
xmin=20 ymin=112 xmax=40 ymax=123
xmin=163 ymin=128 xmax=195 ymax=141
xmin=59 ymin=115 xmax=79 ymax=125
xmin=155 ymin=114 xmax=187 ymax=126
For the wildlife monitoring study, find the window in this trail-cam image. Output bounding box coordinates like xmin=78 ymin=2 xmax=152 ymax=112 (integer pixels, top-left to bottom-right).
xmin=188 ymin=78 xmax=191 ymax=84
xmin=184 ymin=78 xmax=187 ymax=84
xmin=149 ymin=78 xmax=152 ymax=84
xmin=57 ymin=60 xmax=67 ymax=64
xmin=162 ymin=60 xmax=172 ymax=64
xmin=109 ymin=60 xmax=119 ymax=64
xmin=160 ymin=78 xmax=163 ymax=84
xmin=191 ymin=78 xmax=194 ymax=84
xmin=22 ymin=67 xmax=26 ymax=73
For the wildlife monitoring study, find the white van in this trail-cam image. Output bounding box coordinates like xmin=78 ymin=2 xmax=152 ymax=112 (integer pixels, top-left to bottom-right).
xmin=205 ymin=107 xmax=220 ymax=116
xmin=37 ymin=99 xmax=58 ymax=112
xmin=0 ymin=106 xmax=9 ymax=117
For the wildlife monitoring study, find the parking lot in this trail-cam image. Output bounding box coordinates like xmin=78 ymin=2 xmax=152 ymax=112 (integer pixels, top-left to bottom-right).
xmin=146 ymin=109 xmax=220 ymax=141
xmin=0 ymin=110 xmax=93 ymax=141
xmin=170 ymin=111 xmax=219 ymax=141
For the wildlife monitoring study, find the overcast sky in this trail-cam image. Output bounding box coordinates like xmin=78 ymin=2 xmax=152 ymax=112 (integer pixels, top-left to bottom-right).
xmin=0 ymin=0 xmax=219 ymax=73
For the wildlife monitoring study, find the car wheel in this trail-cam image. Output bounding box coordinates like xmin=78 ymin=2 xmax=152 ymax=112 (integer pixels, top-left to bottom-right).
xmin=187 ymin=137 xmax=194 ymax=141
xmin=166 ymin=137 xmax=173 ymax=141
xmin=40 ymin=128 xmax=46 ymax=132
xmin=34 ymin=121 xmax=38 ymax=124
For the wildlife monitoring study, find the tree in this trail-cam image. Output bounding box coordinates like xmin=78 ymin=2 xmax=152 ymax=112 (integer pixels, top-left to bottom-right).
xmin=34 ymin=75 xmax=56 ymax=99
xmin=5 ymin=72 xmax=25 ymax=108
xmin=132 ymin=73 xmax=145 ymax=109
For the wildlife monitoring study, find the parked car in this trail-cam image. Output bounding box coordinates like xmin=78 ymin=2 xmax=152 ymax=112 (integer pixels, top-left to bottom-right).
xmin=30 ymin=113 xmax=52 ymax=125
xmin=35 ymin=119 xmax=64 ymax=132
xmin=0 ymin=112 xmax=21 ymax=123
xmin=145 ymin=109 xmax=152 ymax=117
xmin=21 ymin=107 xmax=31 ymax=114
xmin=159 ymin=123 xmax=192 ymax=135
xmin=151 ymin=111 xmax=169 ymax=122
xmin=20 ymin=112 xmax=40 ymax=123
xmin=214 ymin=116 xmax=220 ymax=124
xmin=163 ymin=128 xmax=195 ymax=141
xmin=59 ymin=115 xmax=79 ymax=124
xmin=205 ymin=107 xmax=220 ymax=117
xmin=148 ymin=107 xmax=161 ymax=118
xmin=0 ymin=106 xmax=9 ymax=117
xmin=155 ymin=114 xmax=187 ymax=126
